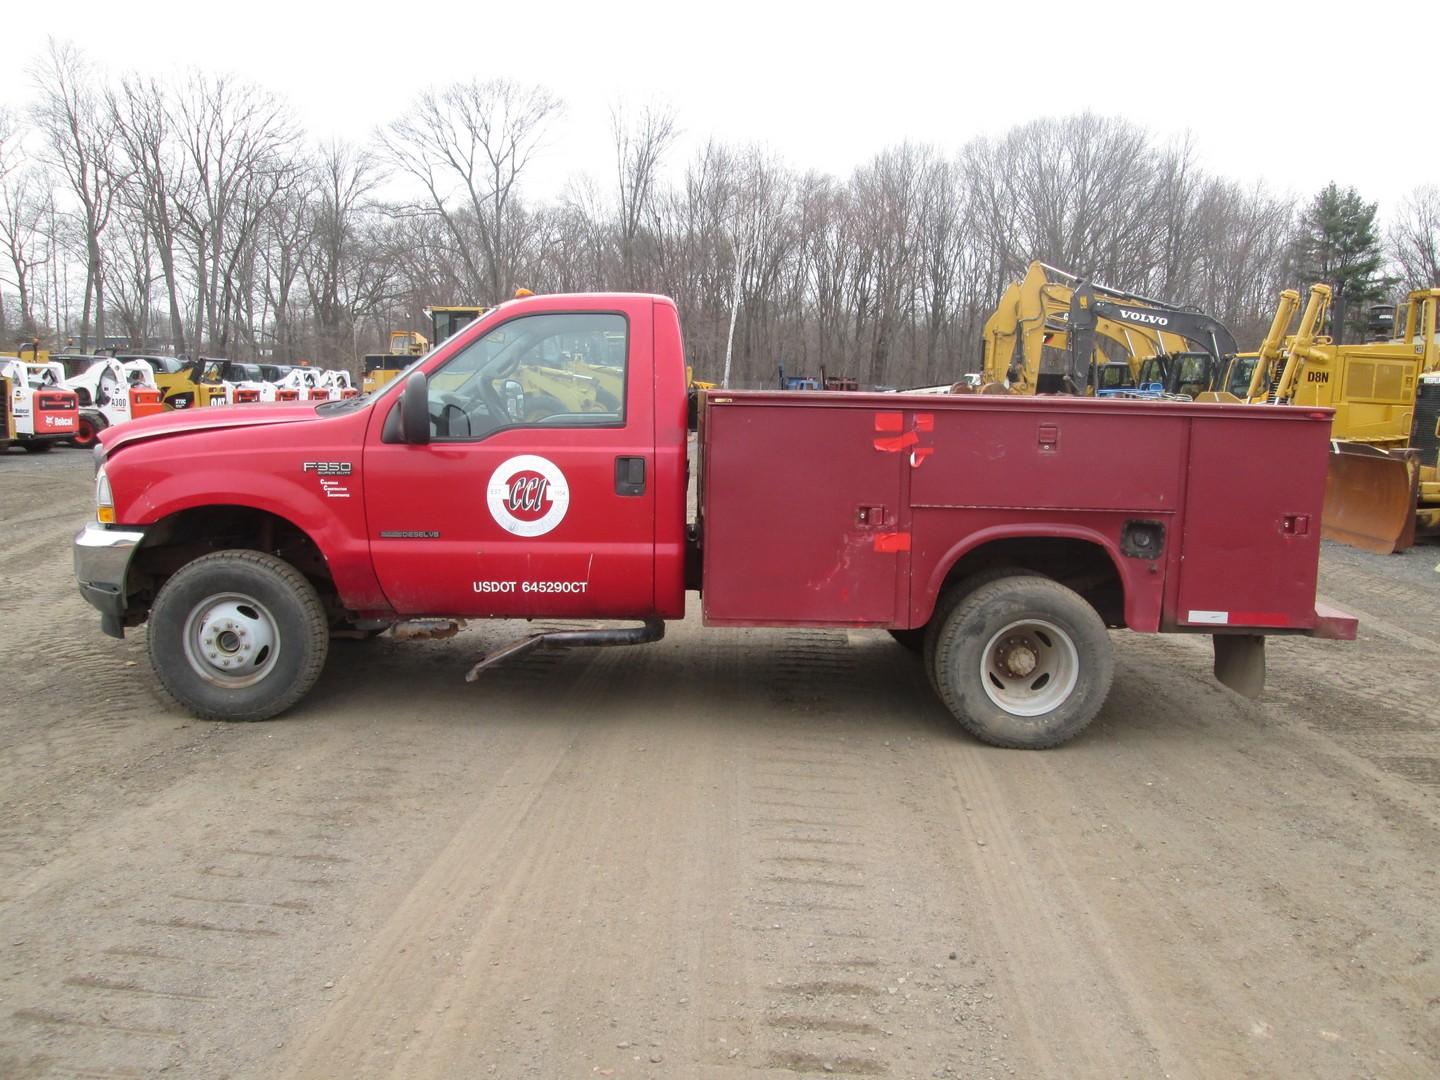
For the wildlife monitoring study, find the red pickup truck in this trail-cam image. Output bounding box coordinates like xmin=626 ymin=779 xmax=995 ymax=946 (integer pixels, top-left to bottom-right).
xmin=74 ymin=292 xmax=1355 ymax=748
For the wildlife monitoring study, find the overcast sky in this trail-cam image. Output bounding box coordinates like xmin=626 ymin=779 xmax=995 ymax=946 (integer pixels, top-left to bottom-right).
xmin=3 ymin=0 xmax=1435 ymax=215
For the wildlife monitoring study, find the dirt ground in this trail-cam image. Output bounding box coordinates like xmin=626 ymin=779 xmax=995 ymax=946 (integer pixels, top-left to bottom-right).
xmin=0 ymin=446 xmax=1437 ymax=1080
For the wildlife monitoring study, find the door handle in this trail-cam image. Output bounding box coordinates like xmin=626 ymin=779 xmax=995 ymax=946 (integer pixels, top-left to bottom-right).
xmin=615 ymin=456 xmax=646 ymax=496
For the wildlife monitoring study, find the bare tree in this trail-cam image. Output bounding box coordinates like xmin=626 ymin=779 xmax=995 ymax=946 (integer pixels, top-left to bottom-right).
xmin=30 ymin=39 xmax=126 ymax=348
xmin=0 ymin=47 xmax=1338 ymax=380
xmin=1390 ymin=185 xmax=1440 ymax=290
xmin=381 ymin=79 xmax=562 ymax=302
xmin=256 ymin=183 xmax=311 ymax=363
xmin=301 ymin=141 xmax=391 ymax=368
xmin=110 ymin=75 xmax=191 ymax=353
xmin=0 ymin=109 xmax=56 ymax=338
xmin=103 ymin=209 xmax=159 ymax=346
xmin=611 ymin=101 xmax=677 ymax=289
xmin=171 ymin=72 xmax=299 ymax=354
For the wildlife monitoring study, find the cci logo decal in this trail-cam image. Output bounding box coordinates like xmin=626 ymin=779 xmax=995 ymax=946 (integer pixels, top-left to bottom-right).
xmin=486 ymin=454 xmax=570 ymax=537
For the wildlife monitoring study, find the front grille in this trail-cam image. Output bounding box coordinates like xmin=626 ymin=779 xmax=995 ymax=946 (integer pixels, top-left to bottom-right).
xmin=1412 ymin=380 xmax=1440 ymax=463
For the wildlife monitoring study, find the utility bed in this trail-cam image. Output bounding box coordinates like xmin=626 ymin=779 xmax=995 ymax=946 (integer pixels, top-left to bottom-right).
xmin=698 ymin=391 xmax=1352 ymax=640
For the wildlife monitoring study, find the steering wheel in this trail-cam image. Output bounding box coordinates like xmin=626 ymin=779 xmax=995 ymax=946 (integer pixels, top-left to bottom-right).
xmin=477 ymin=376 xmax=509 ymax=424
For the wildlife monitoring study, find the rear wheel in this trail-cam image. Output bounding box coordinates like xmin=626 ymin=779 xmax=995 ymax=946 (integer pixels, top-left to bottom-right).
xmin=71 ymin=415 xmax=103 ymax=449
xmin=921 ymin=566 xmax=1024 ymax=696
xmin=148 ymin=550 xmax=330 ymax=722
xmin=927 ymin=574 xmax=1112 ymax=749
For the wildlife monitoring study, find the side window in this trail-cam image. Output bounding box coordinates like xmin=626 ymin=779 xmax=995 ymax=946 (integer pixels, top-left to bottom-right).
xmin=427 ymin=312 xmax=627 ymax=441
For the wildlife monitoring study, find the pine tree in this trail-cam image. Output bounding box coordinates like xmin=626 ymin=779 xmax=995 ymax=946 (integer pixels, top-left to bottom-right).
xmin=1293 ymin=182 xmax=1395 ymax=343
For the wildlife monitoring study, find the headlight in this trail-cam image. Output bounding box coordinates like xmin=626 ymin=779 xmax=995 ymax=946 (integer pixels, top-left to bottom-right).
xmin=95 ymin=466 xmax=115 ymax=525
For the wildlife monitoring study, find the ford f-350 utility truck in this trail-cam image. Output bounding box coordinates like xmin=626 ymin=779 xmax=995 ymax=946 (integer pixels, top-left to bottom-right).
xmin=74 ymin=292 xmax=1356 ymax=748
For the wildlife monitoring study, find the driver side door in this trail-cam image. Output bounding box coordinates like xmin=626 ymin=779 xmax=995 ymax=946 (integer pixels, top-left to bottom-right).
xmin=362 ymin=305 xmax=656 ymax=619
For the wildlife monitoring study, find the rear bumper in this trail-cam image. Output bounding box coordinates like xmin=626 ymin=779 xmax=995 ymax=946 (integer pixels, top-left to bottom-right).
xmin=1309 ymin=602 xmax=1359 ymax=641
xmin=74 ymin=523 xmax=147 ymax=638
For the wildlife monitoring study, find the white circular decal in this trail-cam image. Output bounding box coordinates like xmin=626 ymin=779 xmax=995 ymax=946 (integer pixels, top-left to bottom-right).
xmin=486 ymin=455 xmax=570 ymax=537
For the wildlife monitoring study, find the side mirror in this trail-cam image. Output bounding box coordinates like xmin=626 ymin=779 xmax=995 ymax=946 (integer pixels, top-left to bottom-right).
xmin=401 ymin=371 xmax=430 ymax=445
xmin=503 ymin=378 xmax=524 ymax=421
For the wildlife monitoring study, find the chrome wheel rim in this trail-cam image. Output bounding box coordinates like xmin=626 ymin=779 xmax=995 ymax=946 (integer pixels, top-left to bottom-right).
xmin=981 ymin=618 xmax=1079 ymax=717
xmin=182 ymin=592 xmax=281 ymax=688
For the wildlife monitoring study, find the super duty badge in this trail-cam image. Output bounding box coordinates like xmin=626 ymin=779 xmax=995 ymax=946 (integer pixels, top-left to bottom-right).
xmin=302 ymin=462 xmax=353 ymax=476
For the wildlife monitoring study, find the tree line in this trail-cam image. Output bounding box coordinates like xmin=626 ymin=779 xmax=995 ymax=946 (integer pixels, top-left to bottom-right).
xmin=1 ymin=40 xmax=1436 ymax=388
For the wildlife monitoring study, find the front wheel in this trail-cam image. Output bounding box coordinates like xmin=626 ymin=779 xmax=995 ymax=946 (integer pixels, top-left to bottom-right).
xmin=927 ymin=574 xmax=1112 ymax=749
xmin=147 ymin=550 xmax=330 ymax=721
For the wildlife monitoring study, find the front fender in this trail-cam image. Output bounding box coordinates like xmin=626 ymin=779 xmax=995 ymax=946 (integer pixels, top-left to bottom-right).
xmin=108 ymin=422 xmax=388 ymax=611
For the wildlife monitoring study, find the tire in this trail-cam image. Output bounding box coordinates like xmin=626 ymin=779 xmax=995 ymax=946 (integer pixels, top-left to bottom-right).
xmin=921 ymin=566 xmax=1025 ymax=697
xmin=21 ymin=441 xmax=53 ymax=453
xmin=927 ymin=574 xmax=1113 ymax=749
xmin=147 ymin=550 xmax=330 ymax=722
xmin=71 ymin=415 xmax=103 ymax=449
xmin=887 ymin=628 xmax=925 ymax=653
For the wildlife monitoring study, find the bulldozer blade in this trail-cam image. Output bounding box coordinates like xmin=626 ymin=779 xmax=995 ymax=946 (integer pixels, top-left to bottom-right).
xmin=1322 ymin=443 xmax=1420 ymax=554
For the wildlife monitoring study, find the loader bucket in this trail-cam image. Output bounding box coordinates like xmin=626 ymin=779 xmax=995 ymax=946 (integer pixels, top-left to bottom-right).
xmin=1322 ymin=443 xmax=1419 ymax=554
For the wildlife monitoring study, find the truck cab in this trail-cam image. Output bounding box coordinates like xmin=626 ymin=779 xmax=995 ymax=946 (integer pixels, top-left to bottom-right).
xmin=362 ymin=294 xmax=688 ymax=620
xmin=78 ymin=294 xmax=689 ymax=636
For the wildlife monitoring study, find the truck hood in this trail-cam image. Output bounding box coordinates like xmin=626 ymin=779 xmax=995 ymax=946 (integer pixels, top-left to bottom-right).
xmin=100 ymin=402 xmax=329 ymax=453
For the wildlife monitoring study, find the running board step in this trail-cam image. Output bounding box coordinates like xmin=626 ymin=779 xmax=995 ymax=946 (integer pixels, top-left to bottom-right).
xmin=465 ymin=619 xmax=665 ymax=682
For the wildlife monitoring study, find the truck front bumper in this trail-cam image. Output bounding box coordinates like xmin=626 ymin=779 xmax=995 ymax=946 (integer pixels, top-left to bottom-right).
xmin=74 ymin=523 xmax=147 ymax=638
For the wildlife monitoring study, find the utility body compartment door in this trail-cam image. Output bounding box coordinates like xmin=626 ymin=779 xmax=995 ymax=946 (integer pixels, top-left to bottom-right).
xmin=1173 ymin=414 xmax=1329 ymax=632
xmin=701 ymin=398 xmax=906 ymax=626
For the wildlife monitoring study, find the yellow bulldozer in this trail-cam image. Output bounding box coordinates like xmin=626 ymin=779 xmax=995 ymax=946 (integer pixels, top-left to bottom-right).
xmin=1238 ymin=283 xmax=1440 ymax=552
xmin=362 ymin=329 xmax=431 ymax=395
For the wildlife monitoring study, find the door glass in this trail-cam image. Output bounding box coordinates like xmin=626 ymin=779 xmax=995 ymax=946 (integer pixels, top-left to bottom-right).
xmin=426 ymin=312 xmax=627 ymax=441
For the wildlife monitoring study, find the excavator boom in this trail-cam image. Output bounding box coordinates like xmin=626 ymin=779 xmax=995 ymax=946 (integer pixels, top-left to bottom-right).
xmin=1067 ymin=282 xmax=1239 ymax=396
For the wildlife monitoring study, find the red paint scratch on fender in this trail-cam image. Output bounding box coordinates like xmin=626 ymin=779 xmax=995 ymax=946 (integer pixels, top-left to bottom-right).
xmin=874 ymin=532 xmax=912 ymax=553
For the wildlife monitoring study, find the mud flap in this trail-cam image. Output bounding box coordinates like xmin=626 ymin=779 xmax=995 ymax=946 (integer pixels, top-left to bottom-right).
xmin=1322 ymin=443 xmax=1419 ymax=554
xmin=1213 ymin=634 xmax=1265 ymax=699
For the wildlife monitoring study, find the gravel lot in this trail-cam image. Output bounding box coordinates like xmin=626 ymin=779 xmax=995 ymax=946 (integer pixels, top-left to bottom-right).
xmin=1 ymin=446 xmax=1437 ymax=1079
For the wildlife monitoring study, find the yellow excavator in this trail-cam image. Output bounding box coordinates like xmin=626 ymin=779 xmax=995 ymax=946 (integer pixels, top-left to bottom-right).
xmin=1235 ymin=283 xmax=1440 ymax=552
xmin=982 ymin=262 xmax=1238 ymax=397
